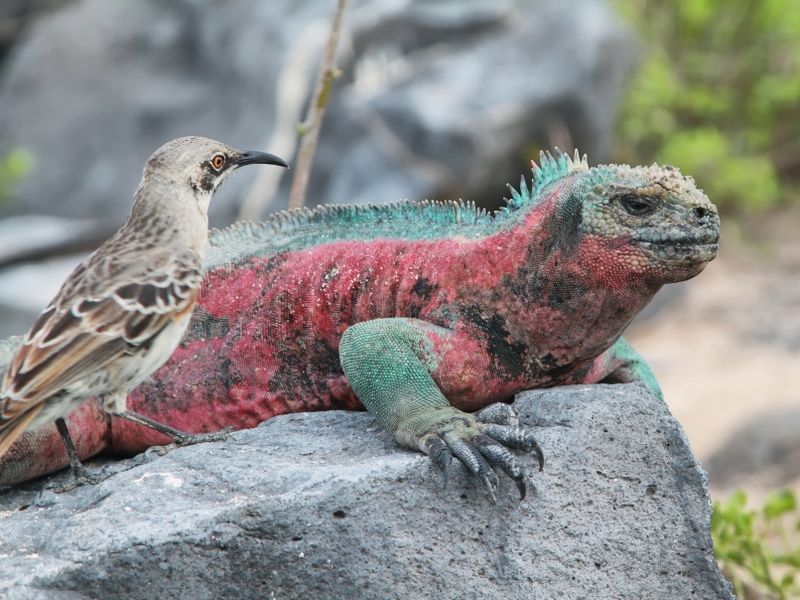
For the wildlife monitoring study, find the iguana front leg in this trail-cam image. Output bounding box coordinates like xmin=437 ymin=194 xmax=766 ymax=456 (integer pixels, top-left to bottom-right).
xmin=586 ymin=337 xmax=663 ymax=400
xmin=339 ymin=318 xmax=542 ymax=502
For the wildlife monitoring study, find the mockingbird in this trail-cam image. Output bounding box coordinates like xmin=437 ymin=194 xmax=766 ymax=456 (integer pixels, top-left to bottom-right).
xmin=0 ymin=136 xmax=287 ymax=487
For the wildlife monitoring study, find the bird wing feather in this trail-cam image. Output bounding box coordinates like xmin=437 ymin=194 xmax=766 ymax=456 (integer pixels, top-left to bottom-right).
xmin=0 ymin=250 xmax=201 ymax=427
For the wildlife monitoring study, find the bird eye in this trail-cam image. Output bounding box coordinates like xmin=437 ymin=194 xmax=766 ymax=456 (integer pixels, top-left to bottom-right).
xmin=618 ymin=195 xmax=656 ymax=216
xmin=210 ymin=154 xmax=226 ymax=171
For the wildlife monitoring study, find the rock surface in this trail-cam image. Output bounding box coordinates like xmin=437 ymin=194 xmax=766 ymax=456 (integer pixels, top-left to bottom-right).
xmin=0 ymin=384 xmax=732 ymax=599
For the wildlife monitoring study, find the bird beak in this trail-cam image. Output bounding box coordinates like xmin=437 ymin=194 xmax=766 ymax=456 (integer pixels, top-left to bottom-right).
xmin=234 ymin=151 xmax=289 ymax=169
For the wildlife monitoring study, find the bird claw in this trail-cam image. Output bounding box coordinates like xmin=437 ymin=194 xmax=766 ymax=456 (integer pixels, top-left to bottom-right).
xmin=51 ymin=464 xmax=111 ymax=493
xmin=173 ymin=427 xmax=232 ymax=447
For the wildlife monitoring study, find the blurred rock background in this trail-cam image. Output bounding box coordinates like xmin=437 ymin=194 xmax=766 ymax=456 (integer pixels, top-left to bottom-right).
xmin=0 ymin=0 xmax=633 ymax=329
xmin=0 ymin=0 xmax=797 ymax=554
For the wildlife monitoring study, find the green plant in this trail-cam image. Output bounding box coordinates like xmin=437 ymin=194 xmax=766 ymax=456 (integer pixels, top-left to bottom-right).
xmin=0 ymin=149 xmax=31 ymax=202
xmin=712 ymin=489 xmax=800 ymax=599
xmin=615 ymin=0 xmax=800 ymax=212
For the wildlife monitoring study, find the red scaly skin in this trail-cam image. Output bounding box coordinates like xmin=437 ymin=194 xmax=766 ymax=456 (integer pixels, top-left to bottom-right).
xmin=0 ymin=156 xmax=719 ymax=485
xmin=121 ymin=192 xmax=648 ymax=437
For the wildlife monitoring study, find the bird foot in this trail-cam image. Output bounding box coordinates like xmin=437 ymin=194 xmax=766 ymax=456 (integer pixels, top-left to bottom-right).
xmin=50 ymin=464 xmax=111 ymax=493
xmin=173 ymin=426 xmax=233 ymax=447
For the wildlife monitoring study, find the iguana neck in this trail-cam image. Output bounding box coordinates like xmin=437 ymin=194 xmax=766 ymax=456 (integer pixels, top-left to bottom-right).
xmin=461 ymin=185 xmax=662 ymax=366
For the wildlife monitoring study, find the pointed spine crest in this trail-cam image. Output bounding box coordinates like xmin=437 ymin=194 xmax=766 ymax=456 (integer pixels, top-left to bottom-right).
xmin=505 ymin=148 xmax=589 ymax=211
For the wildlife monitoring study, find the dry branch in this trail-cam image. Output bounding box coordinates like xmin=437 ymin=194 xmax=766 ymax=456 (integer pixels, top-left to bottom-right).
xmin=287 ymin=0 xmax=348 ymax=210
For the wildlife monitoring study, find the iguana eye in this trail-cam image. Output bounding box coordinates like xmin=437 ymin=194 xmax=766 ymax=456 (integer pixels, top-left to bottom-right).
xmin=210 ymin=154 xmax=226 ymax=171
xmin=618 ymin=195 xmax=656 ymax=216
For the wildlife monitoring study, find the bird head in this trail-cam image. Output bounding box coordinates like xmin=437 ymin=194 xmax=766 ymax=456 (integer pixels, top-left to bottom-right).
xmin=126 ymin=137 xmax=286 ymax=254
xmin=141 ymin=136 xmax=287 ymax=214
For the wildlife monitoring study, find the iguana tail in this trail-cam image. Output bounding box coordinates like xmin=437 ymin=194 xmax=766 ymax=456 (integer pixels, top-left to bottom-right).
xmin=0 ymin=403 xmax=45 ymax=461
xmin=0 ymin=400 xmax=111 ymax=486
xmin=0 ymin=337 xmax=112 ymax=485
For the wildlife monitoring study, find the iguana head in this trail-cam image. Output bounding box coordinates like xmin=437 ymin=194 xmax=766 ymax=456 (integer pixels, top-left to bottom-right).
xmin=510 ymin=150 xmax=720 ymax=284
xmin=573 ymin=158 xmax=719 ymax=282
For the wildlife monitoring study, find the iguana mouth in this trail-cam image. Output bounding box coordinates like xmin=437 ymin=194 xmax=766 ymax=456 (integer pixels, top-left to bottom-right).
xmin=635 ymin=237 xmax=719 ymax=263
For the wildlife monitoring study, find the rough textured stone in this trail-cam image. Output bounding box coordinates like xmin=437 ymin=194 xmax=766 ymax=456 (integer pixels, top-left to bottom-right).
xmin=0 ymin=384 xmax=732 ymax=599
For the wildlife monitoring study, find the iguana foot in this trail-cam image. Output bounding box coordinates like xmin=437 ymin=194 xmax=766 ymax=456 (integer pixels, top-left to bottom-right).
xmin=400 ymin=403 xmax=543 ymax=503
xmin=473 ymin=402 xmax=520 ymax=427
xmin=473 ymin=403 xmax=544 ymax=477
xmin=474 ymin=401 xmax=570 ymax=429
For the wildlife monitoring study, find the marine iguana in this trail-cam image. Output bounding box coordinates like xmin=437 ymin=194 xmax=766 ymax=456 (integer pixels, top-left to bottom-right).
xmin=0 ymin=149 xmax=720 ymax=499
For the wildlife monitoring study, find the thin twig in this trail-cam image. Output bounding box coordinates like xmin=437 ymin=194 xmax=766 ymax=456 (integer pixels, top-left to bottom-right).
xmin=287 ymin=0 xmax=348 ymax=210
xmin=237 ymin=23 xmax=326 ymax=221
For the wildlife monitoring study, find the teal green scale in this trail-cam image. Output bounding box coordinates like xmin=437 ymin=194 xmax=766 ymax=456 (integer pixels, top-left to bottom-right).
xmin=204 ymin=150 xmax=585 ymax=270
xmin=606 ymin=338 xmax=663 ymax=401
xmin=339 ymin=319 xmax=458 ymax=449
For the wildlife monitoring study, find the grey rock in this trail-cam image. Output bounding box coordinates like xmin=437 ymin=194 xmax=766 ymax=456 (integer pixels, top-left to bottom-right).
xmin=318 ymin=0 xmax=635 ymax=210
xmin=0 ymin=253 xmax=84 ymax=338
xmin=0 ymin=0 xmax=72 ymax=62
xmin=0 ymin=384 xmax=732 ymax=599
xmin=0 ymin=215 xmax=96 ymax=338
xmin=0 ymin=0 xmax=306 ymax=223
xmin=0 ymin=215 xmax=97 ymax=261
xmin=0 ymin=0 xmax=634 ymax=223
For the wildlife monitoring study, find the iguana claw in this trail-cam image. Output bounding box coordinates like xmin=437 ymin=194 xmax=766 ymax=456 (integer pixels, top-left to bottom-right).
xmin=444 ymin=432 xmax=500 ymax=503
xmin=477 ymin=402 xmax=544 ymax=472
xmin=483 ymin=424 xmax=544 ymax=472
xmin=473 ymin=403 xmax=520 ymax=428
xmin=473 ymin=434 xmax=528 ymax=500
xmin=425 ymin=436 xmax=453 ymax=489
xmin=416 ymin=403 xmax=542 ymax=502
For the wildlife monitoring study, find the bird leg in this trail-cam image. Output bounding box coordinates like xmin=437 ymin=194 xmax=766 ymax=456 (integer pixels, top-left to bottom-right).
xmin=53 ymin=418 xmax=109 ymax=490
xmin=116 ymin=411 xmax=231 ymax=446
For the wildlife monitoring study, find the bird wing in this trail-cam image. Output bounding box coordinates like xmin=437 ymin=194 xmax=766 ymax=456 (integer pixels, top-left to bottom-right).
xmin=0 ymin=250 xmax=202 ymax=427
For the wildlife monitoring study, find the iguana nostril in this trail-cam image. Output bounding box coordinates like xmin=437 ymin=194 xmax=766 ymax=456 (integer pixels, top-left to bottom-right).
xmin=693 ymin=206 xmax=708 ymax=221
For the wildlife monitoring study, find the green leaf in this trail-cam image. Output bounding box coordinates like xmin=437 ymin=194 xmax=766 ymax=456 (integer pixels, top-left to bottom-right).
xmin=657 ymin=129 xmax=780 ymax=211
xmin=764 ymin=489 xmax=797 ymax=520
xmin=0 ymin=149 xmax=32 ymax=203
xmin=710 ymin=488 xmax=800 ymax=599
xmin=678 ymin=0 xmax=715 ymax=31
xmin=614 ymin=0 xmax=800 ymax=212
